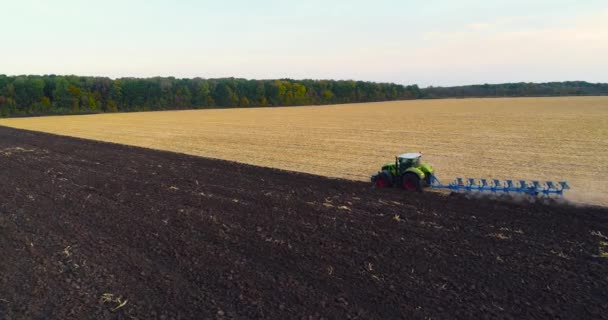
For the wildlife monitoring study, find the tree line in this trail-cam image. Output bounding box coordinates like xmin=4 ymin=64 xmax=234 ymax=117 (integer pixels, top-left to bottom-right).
xmin=421 ymin=81 xmax=608 ymax=98
xmin=2 ymin=76 xmax=607 ymax=118
xmin=0 ymin=75 xmax=421 ymax=117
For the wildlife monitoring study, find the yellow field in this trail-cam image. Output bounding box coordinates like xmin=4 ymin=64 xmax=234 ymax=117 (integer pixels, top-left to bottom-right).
xmin=1 ymin=97 xmax=607 ymax=206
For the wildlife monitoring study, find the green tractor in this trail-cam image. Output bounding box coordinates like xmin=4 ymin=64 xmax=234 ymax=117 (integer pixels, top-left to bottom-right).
xmin=371 ymin=153 xmax=434 ymax=191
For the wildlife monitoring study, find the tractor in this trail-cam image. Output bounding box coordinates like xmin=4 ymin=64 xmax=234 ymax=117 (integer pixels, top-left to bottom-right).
xmin=371 ymin=152 xmax=570 ymax=198
xmin=371 ymin=152 xmax=434 ymax=191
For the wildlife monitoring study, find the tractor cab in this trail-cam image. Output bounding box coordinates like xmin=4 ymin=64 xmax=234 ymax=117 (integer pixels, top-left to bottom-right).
xmin=397 ymin=153 xmax=422 ymax=172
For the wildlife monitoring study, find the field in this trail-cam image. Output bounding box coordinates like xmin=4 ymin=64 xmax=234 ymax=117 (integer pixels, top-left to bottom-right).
xmin=1 ymin=126 xmax=607 ymax=319
xmin=1 ymin=96 xmax=607 ymax=206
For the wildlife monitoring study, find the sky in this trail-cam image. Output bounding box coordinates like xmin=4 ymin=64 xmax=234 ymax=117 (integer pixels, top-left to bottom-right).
xmin=1 ymin=0 xmax=607 ymax=86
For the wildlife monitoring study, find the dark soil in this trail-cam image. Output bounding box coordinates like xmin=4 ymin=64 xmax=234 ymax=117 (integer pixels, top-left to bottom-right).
xmin=0 ymin=126 xmax=607 ymax=320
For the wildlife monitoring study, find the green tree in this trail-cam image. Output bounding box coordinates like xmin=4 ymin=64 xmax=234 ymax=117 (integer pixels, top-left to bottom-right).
xmin=107 ymin=100 xmax=118 ymax=112
xmin=240 ymin=96 xmax=250 ymax=107
xmin=293 ymin=83 xmax=307 ymax=105
xmin=109 ymin=81 xmax=122 ymax=111
xmin=53 ymin=78 xmax=71 ymax=111
xmin=68 ymin=85 xmax=81 ymax=113
xmin=260 ymin=96 xmax=268 ymax=107
xmin=175 ymin=86 xmax=192 ymax=108
xmin=322 ymin=89 xmax=334 ymax=101
xmin=88 ymin=95 xmax=97 ymax=112
xmin=0 ymin=96 xmax=8 ymax=116
xmin=13 ymin=77 xmax=44 ymax=110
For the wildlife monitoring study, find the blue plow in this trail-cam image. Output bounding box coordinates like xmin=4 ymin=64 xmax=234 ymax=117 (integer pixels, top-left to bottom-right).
xmin=429 ymin=175 xmax=570 ymax=197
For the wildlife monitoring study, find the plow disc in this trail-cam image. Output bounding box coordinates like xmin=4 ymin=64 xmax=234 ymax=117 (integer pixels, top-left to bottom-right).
xmin=429 ymin=175 xmax=570 ymax=197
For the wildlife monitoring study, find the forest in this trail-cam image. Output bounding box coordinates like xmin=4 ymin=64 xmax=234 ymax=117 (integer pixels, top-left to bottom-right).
xmin=1 ymin=75 xmax=607 ymax=117
xmin=422 ymin=81 xmax=608 ymax=98
xmin=0 ymin=75 xmax=420 ymax=117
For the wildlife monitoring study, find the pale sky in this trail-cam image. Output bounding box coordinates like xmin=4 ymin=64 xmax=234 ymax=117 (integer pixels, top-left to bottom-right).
xmin=1 ymin=0 xmax=607 ymax=86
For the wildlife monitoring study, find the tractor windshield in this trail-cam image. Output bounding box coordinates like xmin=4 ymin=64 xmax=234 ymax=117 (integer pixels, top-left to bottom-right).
xmin=399 ymin=157 xmax=420 ymax=168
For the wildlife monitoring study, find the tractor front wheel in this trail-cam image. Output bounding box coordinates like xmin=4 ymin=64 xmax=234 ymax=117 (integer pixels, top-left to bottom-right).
xmin=375 ymin=172 xmax=390 ymax=188
xmin=402 ymin=173 xmax=421 ymax=192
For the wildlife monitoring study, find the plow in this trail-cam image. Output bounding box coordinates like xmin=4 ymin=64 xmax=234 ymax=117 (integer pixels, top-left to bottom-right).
xmin=371 ymin=152 xmax=569 ymax=198
xmin=428 ymin=176 xmax=569 ymax=197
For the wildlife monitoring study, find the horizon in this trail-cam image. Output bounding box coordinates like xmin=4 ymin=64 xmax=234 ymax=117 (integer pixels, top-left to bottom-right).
xmin=2 ymin=0 xmax=607 ymax=86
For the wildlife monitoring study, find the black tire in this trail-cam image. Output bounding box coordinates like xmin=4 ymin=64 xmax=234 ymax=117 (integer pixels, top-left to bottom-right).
xmin=375 ymin=170 xmax=392 ymax=188
xmin=402 ymin=172 xmax=421 ymax=192
xmin=374 ymin=173 xmax=389 ymax=188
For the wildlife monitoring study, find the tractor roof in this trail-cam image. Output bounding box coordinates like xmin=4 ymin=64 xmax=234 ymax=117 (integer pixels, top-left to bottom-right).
xmin=398 ymin=152 xmax=422 ymax=159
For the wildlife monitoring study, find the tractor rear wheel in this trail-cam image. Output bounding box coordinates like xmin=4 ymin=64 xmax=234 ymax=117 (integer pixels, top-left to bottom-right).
xmin=402 ymin=173 xmax=421 ymax=191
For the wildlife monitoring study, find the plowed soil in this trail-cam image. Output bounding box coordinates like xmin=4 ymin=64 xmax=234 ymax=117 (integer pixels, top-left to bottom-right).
xmin=0 ymin=126 xmax=607 ymax=320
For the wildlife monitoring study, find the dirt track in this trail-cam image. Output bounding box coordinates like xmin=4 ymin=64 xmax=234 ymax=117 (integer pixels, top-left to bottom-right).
xmin=0 ymin=126 xmax=607 ymax=319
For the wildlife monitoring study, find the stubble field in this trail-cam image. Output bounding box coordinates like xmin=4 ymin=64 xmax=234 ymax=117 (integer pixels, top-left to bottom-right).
xmin=1 ymin=96 xmax=607 ymax=206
